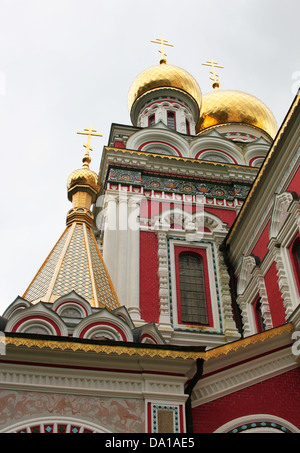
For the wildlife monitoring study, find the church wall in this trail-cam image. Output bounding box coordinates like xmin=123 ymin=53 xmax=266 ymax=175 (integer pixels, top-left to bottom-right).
xmin=204 ymin=206 xmax=237 ymax=228
xmin=250 ymin=219 xmax=271 ymax=263
xmin=286 ymin=163 xmax=300 ymax=194
xmin=139 ymin=231 xmax=160 ymax=323
xmin=191 ymin=368 xmax=300 ymax=433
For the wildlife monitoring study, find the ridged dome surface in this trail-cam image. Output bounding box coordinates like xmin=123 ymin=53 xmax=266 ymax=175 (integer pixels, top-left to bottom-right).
xmin=128 ymin=62 xmax=202 ymax=112
xmin=67 ymin=168 xmax=99 ymax=192
xmin=196 ymin=89 xmax=277 ymax=139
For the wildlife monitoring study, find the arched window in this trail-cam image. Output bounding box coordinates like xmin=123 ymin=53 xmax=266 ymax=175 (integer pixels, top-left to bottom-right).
xmin=178 ymin=252 xmax=208 ymax=324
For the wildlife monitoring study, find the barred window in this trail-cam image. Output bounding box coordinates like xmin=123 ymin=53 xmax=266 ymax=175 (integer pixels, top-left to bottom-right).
xmin=167 ymin=111 xmax=176 ymax=130
xmin=179 ymin=252 xmax=208 ymax=324
xmin=149 ymin=114 xmax=155 ymax=126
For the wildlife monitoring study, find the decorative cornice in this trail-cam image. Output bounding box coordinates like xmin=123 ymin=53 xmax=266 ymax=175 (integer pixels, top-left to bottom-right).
xmin=103 ymin=146 xmax=258 ymax=171
xmin=2 ymin=323 xmax=294 ymax=361
xmin=205 ymin=323 xmax=293 ymax=360
xmin=193 ymin=345 xmax=297 ymax=407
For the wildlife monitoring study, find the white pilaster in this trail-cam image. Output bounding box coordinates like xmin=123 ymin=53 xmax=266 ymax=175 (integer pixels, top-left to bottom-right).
xmin=102 ymin=194 xmax=118 ymax=286
xmin=116 ymin=192 xmax=129 ymax=306
xmin=127 ymin=196 xmax=143 ymax=323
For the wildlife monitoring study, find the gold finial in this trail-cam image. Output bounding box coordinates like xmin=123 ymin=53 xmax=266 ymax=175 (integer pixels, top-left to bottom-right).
xmin=202 ymin=59 xmax=224 ymax=89
xmin=150 ymin=37 xmax=174 ymax=64
xmin=77 ymin=126 xmax=103 ymax=168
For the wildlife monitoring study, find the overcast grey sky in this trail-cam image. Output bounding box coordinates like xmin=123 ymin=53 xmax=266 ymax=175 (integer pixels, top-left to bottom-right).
xmin=0 ymin=0 xmax=300 ymax=314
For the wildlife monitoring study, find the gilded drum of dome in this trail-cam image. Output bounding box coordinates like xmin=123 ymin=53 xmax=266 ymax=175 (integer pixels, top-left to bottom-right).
xmin=128 ymin=64 xmax=202 ymax=111
xmin=196 ymin=90 xmax=277 ymax=139
xmin=67 ymin=168 xmax=99 ymax=191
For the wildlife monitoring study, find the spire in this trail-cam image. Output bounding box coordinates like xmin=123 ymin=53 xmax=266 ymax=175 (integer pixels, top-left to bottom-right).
xmin=22 ymin=129 xmax=120 ymax=310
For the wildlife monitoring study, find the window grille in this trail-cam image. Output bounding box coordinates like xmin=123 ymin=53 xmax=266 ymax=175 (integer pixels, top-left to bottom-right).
xmin=167 ymin=111 xmax=176 ymax=130
xmin=179 ymin=252 xmax=207 ymax=324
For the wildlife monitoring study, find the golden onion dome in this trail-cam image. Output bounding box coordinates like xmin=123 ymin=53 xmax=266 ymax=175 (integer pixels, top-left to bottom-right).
xmin=128 ymin=61 xmax=202 ymax=113
xmin=196 ymin=89 xmax=277 ymax=139
xmin=67 ymin=167 xmax=99 ymax=192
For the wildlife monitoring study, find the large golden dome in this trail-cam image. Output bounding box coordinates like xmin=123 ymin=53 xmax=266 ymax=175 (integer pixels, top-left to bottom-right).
xmin=128 ymin=62 xmax=202 ymax=113
xmin=196 ymin=89 xmax=277 ymax=139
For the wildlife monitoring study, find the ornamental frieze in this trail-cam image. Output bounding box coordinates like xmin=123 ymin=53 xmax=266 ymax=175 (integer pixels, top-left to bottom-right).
xmin=107 ymin=167 xmax=250 ymax=200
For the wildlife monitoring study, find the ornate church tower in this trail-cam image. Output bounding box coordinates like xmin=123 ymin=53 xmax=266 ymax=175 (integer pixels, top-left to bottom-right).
xmin=1 ymin=38 xmax=300 ymax=435
xmin=96 ymin=39 xmax=278 ymax=347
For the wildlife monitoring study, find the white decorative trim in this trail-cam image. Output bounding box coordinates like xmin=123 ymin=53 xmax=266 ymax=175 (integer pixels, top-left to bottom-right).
xmin=126 ymin=128 xmax=189 ymax=158
xmin=236 ymin=255 xmax=257 ymax=296
xmin=190 ymin=135 xmax=244 ymax=164
xmin=73 ymin=309 xmax=133 ymax=342
xmin=156 ymin=230 xmax=172 ymax=331
xmin=213 ymin=232 xmax=240 ymax=341
xmin=0 ymin=363 xmax=188 ymax=405
xmin=192 ymin=347 xmax=298 ymax=407
xmin=0 ymin=363 xmax=144 ymax=397
xmin=237 ymin=267 xmax=273 ymax=337
xmin=5 ymin=302 xmax=68 ymax=337
xmin=269 ymin=192 xmax=294 ymax=239
xmin=169 ymin=238 xmax=221 ymax=334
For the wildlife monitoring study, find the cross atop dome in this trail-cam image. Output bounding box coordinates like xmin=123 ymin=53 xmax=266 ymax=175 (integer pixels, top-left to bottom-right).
xmin=202 ymin=59 xmax=224 ymax=89
xmin=150 ymin=37 xmax=174 ymax=64
xmin=77 ymin=126 xmax=103 ymax=168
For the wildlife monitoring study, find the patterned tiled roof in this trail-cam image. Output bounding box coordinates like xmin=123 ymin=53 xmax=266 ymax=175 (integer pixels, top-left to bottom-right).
xmin=23 ymin=222 xmax=119 ymax=310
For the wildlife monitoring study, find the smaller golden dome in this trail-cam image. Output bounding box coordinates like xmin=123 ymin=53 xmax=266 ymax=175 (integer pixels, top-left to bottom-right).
xmin=196 ymin=89 xmax=277 ymax=139
xmin=67 ymin=167 xmax=100 ymax=193
xmin=128 ymin=61 xmax=202 ymax=113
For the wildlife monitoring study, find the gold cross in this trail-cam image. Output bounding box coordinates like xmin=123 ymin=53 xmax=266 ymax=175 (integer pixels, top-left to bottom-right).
xmin=77 ymin=126 xmax=103 ymax=167
xmin=150 ymin=37 xmax=174 ymax=63
xmin=202 ymin=59 xmax=224 ymax=89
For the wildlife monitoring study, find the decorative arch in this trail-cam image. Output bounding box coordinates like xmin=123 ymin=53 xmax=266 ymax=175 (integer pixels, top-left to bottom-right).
xmin=73 ymin=309 xmax=133 ymax=342
xmin=134 ymin=322 xmax=165 ymax=345
xmin=1 ymin=416 xmax=111 ymax=433
xmin=5 ymin=302 xmax=68 ymax=337
xmin=156 ymin=206 xmax=227 ymax=235
xmin=53 ymin=291 xmax=92 ymax=319
xmin=190 ymin=135 xmax=244 ymax=164
xmin=195 ymin=149 xmax=238 ymax=164
xmin=138 ymin=141 xmax=182 ymax=157
xmin=245 ymin=137 xmax=271 ymax=166
xmin=126 ymin=128 xmax=189 ymax=157
xmin=2 ymin=296 xmax=31 ymax=320
xmin=214 ymin=414 xmax=300 ymax=433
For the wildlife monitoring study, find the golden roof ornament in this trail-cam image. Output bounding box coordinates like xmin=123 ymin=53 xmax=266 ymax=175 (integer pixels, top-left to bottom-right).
xmin=202 ymin=59 xmax=224 ymax=89
xmin=67 ymin=126 xmax=102 ymax=218
xmin=150 ymin=36 xmax=174 ymax=64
